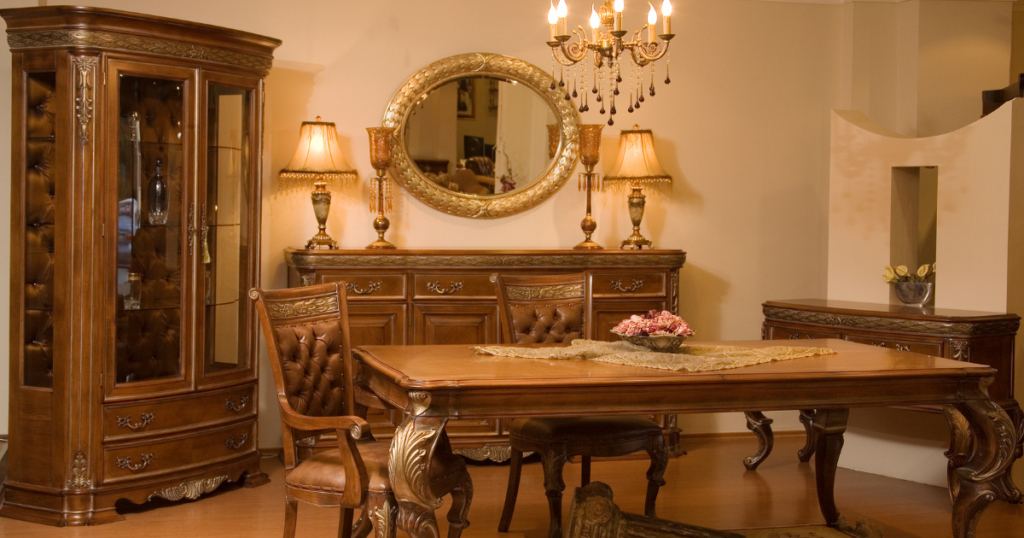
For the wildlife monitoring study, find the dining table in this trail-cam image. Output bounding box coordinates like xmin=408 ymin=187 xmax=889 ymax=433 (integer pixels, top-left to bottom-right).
xmin=352 ymin=339 xmax=1019 ymax=538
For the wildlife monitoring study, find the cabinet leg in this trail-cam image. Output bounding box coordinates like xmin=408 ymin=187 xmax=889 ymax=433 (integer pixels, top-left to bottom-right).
xmin=797 ymin=409 xmax=818 ymax=462
xmin=743 ymin=411 xmax=774 ymax=470
xmin=813 ymin=408 xmax=849 ymax=526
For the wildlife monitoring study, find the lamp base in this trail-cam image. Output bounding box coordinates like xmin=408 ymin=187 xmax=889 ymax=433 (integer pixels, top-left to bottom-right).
xmin=306 ymin=232 xmax=338 ymax=250
xmin=573 ymin=240 xmax=604 ymax=250
xmin=620 ymin=234 xmax=653 ymax=250
xmin=366 ymin=214 xmax=396 ymax=249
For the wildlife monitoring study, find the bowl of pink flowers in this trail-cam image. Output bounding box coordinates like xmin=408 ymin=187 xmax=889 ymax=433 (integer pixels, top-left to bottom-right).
xmin=612 ymin=310 xmax=695 ymax=353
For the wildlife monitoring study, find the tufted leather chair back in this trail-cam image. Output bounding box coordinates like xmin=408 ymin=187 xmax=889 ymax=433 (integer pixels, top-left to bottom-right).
xmin=495 ymin=273 xmax=590 ymax=344
xmin=251 ymin=283 xmax=358 ymax=466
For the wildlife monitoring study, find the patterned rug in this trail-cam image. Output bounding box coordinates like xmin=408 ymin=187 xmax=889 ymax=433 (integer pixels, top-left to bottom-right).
xmin=733 ymin=526 xmax=861 ymax=538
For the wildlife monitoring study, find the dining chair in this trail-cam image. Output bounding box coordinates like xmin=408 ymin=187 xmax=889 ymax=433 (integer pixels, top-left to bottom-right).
xmin=493 ymin=273 xmax=669 ymax=538
xmin=251 ymin=282 xmax=472 ymax=538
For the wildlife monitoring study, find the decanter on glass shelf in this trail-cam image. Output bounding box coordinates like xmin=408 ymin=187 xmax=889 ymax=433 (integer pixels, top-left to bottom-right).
xmin=147 ymin=158 xmax=168 ymax=225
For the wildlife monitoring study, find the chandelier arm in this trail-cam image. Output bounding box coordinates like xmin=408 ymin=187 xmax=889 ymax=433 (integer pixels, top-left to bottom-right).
xmin=552 ymin=32 xmax=591 ymax=66
xmin=630 ymin=40 xmax=670 ymax=65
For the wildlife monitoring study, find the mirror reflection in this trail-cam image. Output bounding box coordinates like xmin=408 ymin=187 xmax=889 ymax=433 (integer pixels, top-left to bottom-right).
xmin=404 ymin=76 xmax=556 ymax=196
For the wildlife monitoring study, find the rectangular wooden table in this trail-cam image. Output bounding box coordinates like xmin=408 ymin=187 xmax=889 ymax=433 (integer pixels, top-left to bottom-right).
xmin=353 ymin=339 xmax=1019 ymax=538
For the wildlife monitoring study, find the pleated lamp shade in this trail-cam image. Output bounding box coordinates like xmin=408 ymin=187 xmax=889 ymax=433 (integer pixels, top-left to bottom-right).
xmin=603 ymin=125 xmax=671 ymax=188
xmin=279 ymin=116 xmax=357 ymax=188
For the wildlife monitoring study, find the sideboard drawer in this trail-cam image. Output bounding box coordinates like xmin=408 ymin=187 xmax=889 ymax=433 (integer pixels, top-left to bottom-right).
xmin=843 ymin=333 xmax=943 ymax=357
xmin=319 ymin=272 xmax=406 ymax=300
xmin=592 ymin=272 xmax=666 ymax=298
xmin=102 ymin=421 xmax=255 ymax=484
xmin=103 ymin=385 xmax=255 ymax=441
xmin=413 ymin=273 xmax=496 ymax=300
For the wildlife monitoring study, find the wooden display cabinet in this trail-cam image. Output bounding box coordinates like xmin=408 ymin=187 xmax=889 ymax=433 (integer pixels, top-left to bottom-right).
xmin=285 ymin=249 xmax=688 ymax=461
xmin=1 ymin=7 xmax=280 ymax=525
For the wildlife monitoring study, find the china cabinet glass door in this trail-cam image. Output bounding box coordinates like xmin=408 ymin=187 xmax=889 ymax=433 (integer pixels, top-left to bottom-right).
xmin=198 ymin=76 xmax=259 ymax=386
xmin=110 ymin=62 xmax=195 ymax=394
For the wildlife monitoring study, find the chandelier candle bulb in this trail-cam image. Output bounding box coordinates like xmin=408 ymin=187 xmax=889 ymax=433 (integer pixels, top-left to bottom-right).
xmin=662 ymin=0 xmax=672 ymax=34
xmin=591 ymin=5 xmax=600 ymax=40
xmin=648 ymin=3 xmax=657 ymax=42
xmin=549 ymin=4 xmax=558 ymax=40
xmin=557 ymin=0 xmax=569 ymax=35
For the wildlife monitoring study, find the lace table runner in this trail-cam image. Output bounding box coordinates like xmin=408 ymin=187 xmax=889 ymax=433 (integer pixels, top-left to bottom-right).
xmin=471 ymin=339 xmax=836 ymax=373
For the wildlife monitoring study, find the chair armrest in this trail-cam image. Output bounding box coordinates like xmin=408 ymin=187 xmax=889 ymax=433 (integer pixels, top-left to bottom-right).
xmin=278 ymin=396 xmax=371 ymax=439
xmin=278 ymin=396 xmax=371 ymax=507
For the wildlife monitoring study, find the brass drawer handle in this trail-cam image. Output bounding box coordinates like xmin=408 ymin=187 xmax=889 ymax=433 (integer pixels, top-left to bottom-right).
xmin=116 ymin=413 xmax=154 ymax=431
xmin=117 ymin=453 xmax=154 ymax=472
xmin=224 ymin=433 xmax=248 ymax=450
xmin=225 ymin=396 xmax=249 ymax=412
xmin=895 ymin=344 xmax=909 ymax=351
xmin=426 ymin=281 xmax=464 ymax=295
xmin=346 ymin=281 xmax=382 ymax=295
xmin=609 ymin=279 xmax=644 ymax=292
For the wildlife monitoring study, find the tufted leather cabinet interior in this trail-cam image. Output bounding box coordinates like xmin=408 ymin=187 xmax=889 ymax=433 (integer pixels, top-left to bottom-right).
xmin=2 ymin=6 xmax=280 ymax=526
xmin=285 ymin=248 xmax=687 ymax=462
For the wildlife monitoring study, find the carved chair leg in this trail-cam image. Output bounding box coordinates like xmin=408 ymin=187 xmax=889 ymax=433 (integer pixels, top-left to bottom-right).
xmin=743 ymin=411 xmax=775 ymax=471
xmin=446 ymin=467 xmax=473 ymax=538
xmin=498 ymin=448 xmax=523 ymax=532
xmin=812 ymin=408 xmax=849 ymax=526
xmin=644 ymin=435 xmax=669 ymax=518
xmin=581 ymin=456 xmax=592 ymax=487
xmin=339 ymin=508 xmax=354 ymax=538
xmin=797 ymin=409 xmax=818 ymax=462
xmin=542 ymin=451 xmax=569 ymax=538
xmin=284 ymin=498 xmax=298 ymax=538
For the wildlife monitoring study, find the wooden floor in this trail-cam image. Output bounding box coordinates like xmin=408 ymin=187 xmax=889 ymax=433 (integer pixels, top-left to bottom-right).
xmin=0 ymin=435 xmax=1021 ymax=537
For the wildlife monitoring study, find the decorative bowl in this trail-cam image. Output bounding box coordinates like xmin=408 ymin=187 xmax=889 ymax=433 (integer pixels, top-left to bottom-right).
xmin=613 ymin=332 xmax=687 ymax=353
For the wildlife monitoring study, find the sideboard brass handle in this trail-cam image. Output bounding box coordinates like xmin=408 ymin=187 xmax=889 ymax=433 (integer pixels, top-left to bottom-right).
xmin=225 ymin=396 xmax=249 ymax=412
xmin=608 ymin=279 xmax=644 ymax=292
xmin=116 ymin=412 xmax=155 ymax=431
xmin=426 ymin=281 xmax=464 ymax=295
xmin=224 ymin=433 xmax=248 ymax=450
xmin=346 ymin=281 xmax=382 ymax=295
xmin=117 ymin=453 xmax=154 ymax=472
xmin=895 ymin=344 xmax=910 ymax=352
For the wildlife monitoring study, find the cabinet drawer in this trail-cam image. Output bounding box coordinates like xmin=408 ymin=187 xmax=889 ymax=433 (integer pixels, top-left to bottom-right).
xmin=413 ymin=273 xmax=496 ymax=300
xmin=102 ymin=421 xmax=255 ymax=484
xmin=843 ymin=334 xmax=943 ymax=356
xmin=765 ymin=323 xmax=841 ymax=341
xmin=319 ymin=272 xmax=406 ymax=300
xmin=592 ymin=272 xmax=666 ymax=298
xmin=103 ymin=385 xmax=255 ymax=441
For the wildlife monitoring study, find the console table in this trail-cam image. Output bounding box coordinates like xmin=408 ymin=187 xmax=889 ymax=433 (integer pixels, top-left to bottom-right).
xmin=749 ymin=299 xmax=1022 ymax=481
xmin=284 ymin=248 xmax=687 ymax=460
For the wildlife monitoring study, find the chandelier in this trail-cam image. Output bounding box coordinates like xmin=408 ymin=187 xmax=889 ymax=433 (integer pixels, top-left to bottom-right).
xmin=546 ymin=0 xmax=674 ymax=126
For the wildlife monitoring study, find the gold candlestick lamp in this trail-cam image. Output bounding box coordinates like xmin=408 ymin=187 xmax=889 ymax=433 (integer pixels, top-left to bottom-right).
xmin=575 ymin=124 xmax=604 ymax=250
xmin=366 ymin=127 xmax=396 ymax=249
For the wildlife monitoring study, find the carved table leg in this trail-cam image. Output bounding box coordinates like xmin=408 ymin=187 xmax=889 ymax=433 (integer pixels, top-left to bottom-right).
xmin=389 ymin=415 xmax=448 ymax=538
xmin=797 ymin=409 xmax=818 ymax=462
xmin=743 ymin=411 xmax=775 ymax=470
xmin=812 ymin=408 xmax=849 ymax=527
xmin=945 ymin=404 xmax=1022 ymax=508
xmin=946 ymin=400 xmax=1019 ymax=538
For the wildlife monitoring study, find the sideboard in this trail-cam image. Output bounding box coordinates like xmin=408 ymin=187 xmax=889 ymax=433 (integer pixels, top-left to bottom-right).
xmin=753 ymin=299 xmax=1022 ymax=478
xmin=284 ymin=248 xmax=687 ymax=460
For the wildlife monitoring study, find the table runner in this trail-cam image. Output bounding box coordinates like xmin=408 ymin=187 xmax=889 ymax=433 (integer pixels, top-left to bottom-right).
xmin=471 ymin=339 xmax=836 ymax=372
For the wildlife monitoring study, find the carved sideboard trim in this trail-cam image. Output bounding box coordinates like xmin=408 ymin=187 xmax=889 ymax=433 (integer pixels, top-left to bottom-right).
xmin=148 ymin=475 xmax=231 ymax=502
xmin=8 ymin=30 xmax=273 ymax=73
xmin=763 ymin=306 xmax=1020 ymax=337
xmin=286 ymin=252 xmax=686 ymax=269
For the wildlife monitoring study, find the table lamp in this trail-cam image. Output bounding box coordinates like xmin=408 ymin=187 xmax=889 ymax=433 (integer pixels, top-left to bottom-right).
xmin=603 ymin=125 xmax=672 ymax=249
xmin=279 ymin=116 xmax=357 ymax=250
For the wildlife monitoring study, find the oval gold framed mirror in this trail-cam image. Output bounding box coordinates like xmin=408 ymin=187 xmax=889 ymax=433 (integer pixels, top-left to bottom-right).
xmin=383 ymin=53 xmax=580 ymax=218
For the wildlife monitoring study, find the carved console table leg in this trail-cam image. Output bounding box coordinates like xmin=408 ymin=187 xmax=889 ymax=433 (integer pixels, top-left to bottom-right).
xmin=743 ymin=411 xmax=775 ymax=470
xmin=946 ymin=399 xmax=1019 ymax=538
xmin=797 ymin=409 xmax=818 ymax=462
xmin=812 ymin=408 xmax=849 ymax=527
xmin=389 ymin=415 xmax=448 ymax=538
